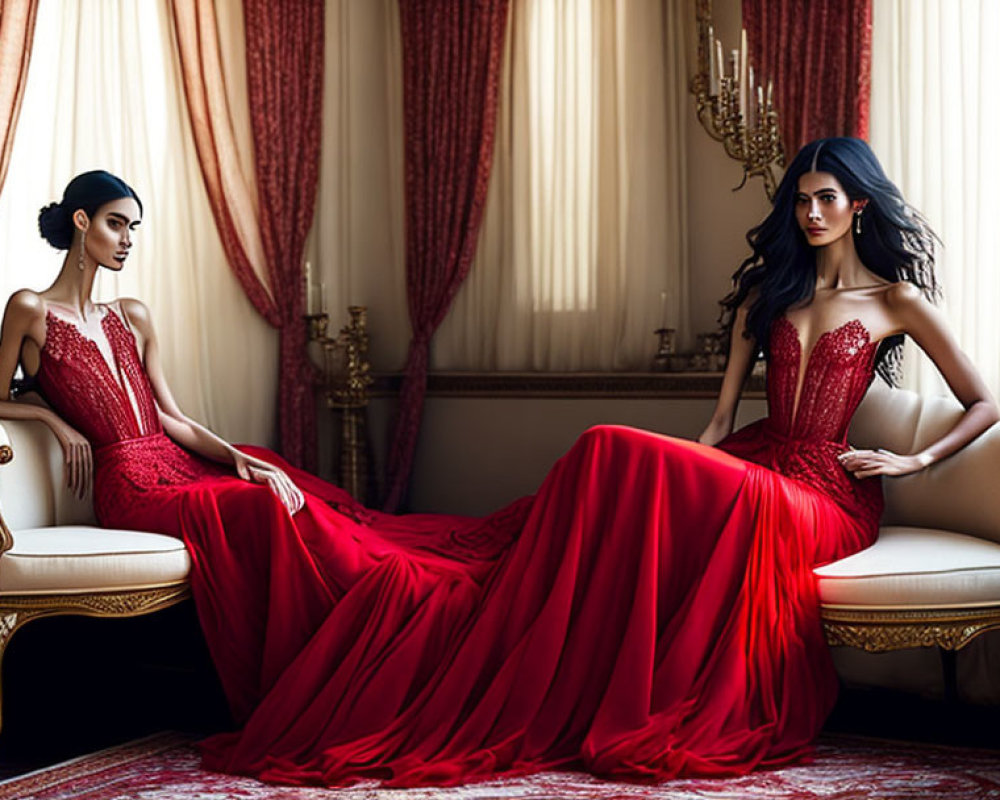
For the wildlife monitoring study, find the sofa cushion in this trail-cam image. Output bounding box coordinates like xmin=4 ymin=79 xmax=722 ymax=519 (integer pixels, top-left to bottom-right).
xmin=0 ymin=527 xmax=190 ymax=595
xmin=815 ymin=526 xmax=1000 ymax=609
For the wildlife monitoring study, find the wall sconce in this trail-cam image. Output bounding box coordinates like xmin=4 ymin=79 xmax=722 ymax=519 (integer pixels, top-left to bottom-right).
xmin=690 ymin=0 xmax=783 ymax=200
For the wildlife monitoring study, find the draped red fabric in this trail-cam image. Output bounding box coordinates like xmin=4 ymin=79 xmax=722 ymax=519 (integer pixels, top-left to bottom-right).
xmin=383 ymin=0 xmax=509 ymax=512
xmin=0 ymin=0 xmax=38 ymax=194
xmin=742 ymin=0 xmax=872 ymax=156
xmin=242 ymin=0 xmax=324 ymax=472
xmin=40 ymin=279 xmax=883 ymax=783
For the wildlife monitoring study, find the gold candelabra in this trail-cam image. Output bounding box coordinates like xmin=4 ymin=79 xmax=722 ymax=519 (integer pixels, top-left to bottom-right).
xmin=690 ymin=0 xmax=783 ymax=200
xmin=306 ymin=306 xmax=375 ymax=504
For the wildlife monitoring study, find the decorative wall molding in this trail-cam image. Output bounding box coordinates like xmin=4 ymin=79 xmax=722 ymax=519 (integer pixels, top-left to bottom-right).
xmin=372 ymin=372 xmax=766 ymax=400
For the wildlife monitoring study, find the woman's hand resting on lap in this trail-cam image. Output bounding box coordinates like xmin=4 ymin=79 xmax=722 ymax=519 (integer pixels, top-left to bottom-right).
xmin=234 ymin=451 xmax=305 ymax=515
xmin=838 ymin=448 xmax=933 ymax=479
xmin=52 ymin=417 xmax=92 ymax=498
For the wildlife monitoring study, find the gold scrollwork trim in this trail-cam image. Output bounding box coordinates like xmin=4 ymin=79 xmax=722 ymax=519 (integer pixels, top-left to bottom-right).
xmin=0 ymin=582 xmax=190 ymax=620
xmin=821 ymin=605 xmax=1000 ymax=652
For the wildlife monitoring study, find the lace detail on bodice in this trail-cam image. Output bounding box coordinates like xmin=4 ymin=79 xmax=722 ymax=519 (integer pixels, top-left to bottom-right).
xmin=36 ymin=306 xmax=162 ymax=448
xmin=767 ymin=317 xmax=879 ymax=443
xmin=719 ymin=316 xmax=883 ymax=524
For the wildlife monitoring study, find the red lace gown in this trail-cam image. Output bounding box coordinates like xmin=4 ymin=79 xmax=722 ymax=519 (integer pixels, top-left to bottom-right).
xmin=34 ymin=304 xmax=882 ymax=787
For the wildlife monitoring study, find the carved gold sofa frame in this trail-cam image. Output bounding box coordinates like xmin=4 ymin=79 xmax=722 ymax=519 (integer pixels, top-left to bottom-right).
xmin=0 ymin=420 xmax=190 ymax=733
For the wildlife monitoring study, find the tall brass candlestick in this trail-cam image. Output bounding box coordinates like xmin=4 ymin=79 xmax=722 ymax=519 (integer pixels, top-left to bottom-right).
xmin=306 ymin=305 xmax=375 ymax=504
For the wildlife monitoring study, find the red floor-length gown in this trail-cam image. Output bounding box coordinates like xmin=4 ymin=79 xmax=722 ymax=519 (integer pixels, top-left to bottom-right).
xmin=34 ymin=303 xmax=882 ymax=786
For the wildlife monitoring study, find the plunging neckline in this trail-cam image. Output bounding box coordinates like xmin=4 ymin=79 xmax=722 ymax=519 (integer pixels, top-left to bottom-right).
xmin=42 ymin=308 xmax=147 ymax=434
xmin=775 ymin=316 xmax=874 ymax=430
xmin=44 ymin=306 xmax=117 ymax=369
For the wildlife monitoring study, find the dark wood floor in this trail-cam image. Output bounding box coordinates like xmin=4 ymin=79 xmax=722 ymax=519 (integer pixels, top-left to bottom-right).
xmin=0 ymin=605 xmax=996 ymax=779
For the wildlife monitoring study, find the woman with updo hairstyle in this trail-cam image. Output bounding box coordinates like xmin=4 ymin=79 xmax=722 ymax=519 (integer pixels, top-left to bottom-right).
xmin=38 ymin=170 xmax=143 ymax=251
xmin=0 ymin=154 xmax=995 ymax=789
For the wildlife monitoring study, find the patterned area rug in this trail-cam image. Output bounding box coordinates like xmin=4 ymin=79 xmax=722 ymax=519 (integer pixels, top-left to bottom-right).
xmin=2 ymin=732 xmax=999 ymax=800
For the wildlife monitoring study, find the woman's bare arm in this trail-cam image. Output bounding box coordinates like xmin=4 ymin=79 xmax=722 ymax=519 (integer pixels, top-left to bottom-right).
xmin=840 ymin=283 xmax=1000 ymax=478
xmin=120 ymin=298 xmax=303 ymax=513
xmin=699 ymin=302 xmax=757 ymax=446
xmin=0 ymin=291 xmax=95 ymax=496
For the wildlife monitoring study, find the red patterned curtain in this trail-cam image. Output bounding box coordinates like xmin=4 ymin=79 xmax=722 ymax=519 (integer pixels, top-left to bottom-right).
xmin=0 ymin=0 xmax=38 ymax=194
xmin=243 ymin=0 xmax=324 ymax=471
xmin=383 ymin=0 xmax=510 ymax=512
xmin=742 ymin=0 xmax=872 ymax=156
xmin=172 ymin=0 xmax=323 ymax=470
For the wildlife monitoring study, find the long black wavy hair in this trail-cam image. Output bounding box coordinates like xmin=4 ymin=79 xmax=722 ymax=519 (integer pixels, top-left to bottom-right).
xmin=722 ymin=137 xmax=939 ymax=385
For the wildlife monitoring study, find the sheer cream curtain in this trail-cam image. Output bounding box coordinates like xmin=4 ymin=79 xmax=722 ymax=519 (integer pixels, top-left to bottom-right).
xmin=870 ymin=0 xmax=1000 ymax=396
xmin=312 ymin=0 xmax=408 ymax=372
xmin=0 ymin=0 xmax=276 ymax=444
xmin=432 ymin=0 xmax=689 ymax=371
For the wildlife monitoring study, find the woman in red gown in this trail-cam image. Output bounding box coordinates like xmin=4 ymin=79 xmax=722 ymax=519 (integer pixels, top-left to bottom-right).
xmin=0 ymin=140 xmax=996 ymax=787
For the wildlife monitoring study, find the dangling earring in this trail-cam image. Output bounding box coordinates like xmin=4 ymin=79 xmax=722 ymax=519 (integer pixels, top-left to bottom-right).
xmin=854 ymin=211 xmax=863 ymax=236
xmin=78 ymin=231 xmax=87 ymax=271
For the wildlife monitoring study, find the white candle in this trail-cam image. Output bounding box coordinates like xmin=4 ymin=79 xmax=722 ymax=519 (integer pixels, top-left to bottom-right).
xmin=304 ymin=260 xmax=315 ymax=314
xmin=659 ymin=291 xmax=669 ymax=330
xmin=716 ymin=41 xmax=724 ymax=92
xmin=766 ymin=78 xmax=774 ymax=111
xmin=748 ymin=66 xmax=756 ymax=127
xmin=739 ymin=28 xmax=748 ymax=123
xmin=707 ymin=26 xmax=718 ymax=95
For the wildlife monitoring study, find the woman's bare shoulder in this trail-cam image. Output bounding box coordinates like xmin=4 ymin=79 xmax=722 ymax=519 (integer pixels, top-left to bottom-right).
xmin=881 ymin=280 xmax=923 ymax=304
xmin=3 ymin=289 xmax=46 ymax=328
xmin=116 ymin=297 xmax=154 ymax=332
xmin=880 ymin=280 xmax=929 ymax=319
xmin=6 ymin=288 xmax=44 ymax=313
xmin=874 ymin=281 xmax=939 ymax=338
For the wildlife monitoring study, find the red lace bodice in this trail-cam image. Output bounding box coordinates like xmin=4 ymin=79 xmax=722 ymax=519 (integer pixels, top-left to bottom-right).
xmin=36 ymin=307 xmax=162 ymax=447
xmin=766 ymin=317 xmax=879 ymax=443
xmin=720 ymin=316 xmax=883 ymax=523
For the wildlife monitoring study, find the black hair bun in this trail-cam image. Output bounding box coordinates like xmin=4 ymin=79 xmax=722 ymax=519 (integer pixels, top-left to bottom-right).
xmin=38 ymin=202 xmax=73 ymax=250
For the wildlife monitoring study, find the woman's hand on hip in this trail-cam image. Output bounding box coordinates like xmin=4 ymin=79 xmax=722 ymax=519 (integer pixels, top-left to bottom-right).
xmin=838 ymin=447 xmax=932 ymax=479
xmin=234 ymin=451 xmax=305 ymax=515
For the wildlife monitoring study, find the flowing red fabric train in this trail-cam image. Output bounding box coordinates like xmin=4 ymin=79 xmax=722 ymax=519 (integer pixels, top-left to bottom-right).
xmin=34 ymin=304 xmax=882 ymax=787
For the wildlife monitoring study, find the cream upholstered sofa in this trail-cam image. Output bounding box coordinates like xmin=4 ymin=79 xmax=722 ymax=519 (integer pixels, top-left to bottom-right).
xmin=0 ymin=419 xmax=190 ymax=732
xmin=817 ymin=379 xmax=1000 ymax=689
